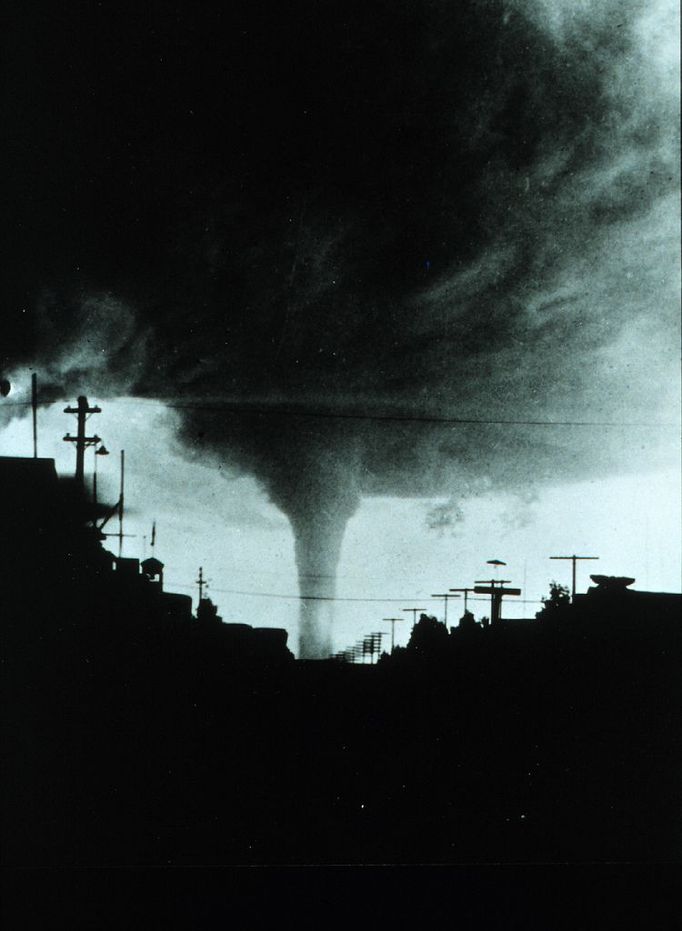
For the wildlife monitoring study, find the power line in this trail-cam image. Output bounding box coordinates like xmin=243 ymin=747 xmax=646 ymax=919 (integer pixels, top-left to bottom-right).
xmin=164 ymin=582 xmax=544 ymax=605
xmin=3 ymin=397 xmax=677 ymax=429
xmin=155 ymin=401 xmax=677 ymax=430
xmin=167 ymin=586 xmax=432 ymax=602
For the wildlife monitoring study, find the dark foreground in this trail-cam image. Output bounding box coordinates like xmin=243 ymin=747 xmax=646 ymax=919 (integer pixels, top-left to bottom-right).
xmin=3 ymin=589 xmax=679 ymax=868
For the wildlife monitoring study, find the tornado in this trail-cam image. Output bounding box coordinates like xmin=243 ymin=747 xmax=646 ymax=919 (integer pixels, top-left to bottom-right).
xmin=184 ymin=414 xmax=363 ymax=657
xmin=285 ymin=472 xmax=359 ymax=658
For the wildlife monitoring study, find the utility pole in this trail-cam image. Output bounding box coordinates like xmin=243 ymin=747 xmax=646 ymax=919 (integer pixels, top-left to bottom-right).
xmin=196 ymin=566 xmax=206 ymax=603
xmin=117 ymin=450 xmax=125 ymax=558
xmin=402 ymin=607 xmax=426 ymax=629
xmin=31 ymin=373 xmax=38 ymax=458
xmin=449 ymin=587 xmax=475 ymax=613
xmin=382 ymin=617 xmax=403 ymax=653
xmin=430 ymin=592 xmax=460 ymax=628
xmin=357 ymin=639 xmax=369 ymax=664
xmin=364 ymin=632 xmax=384 ymax=664
xmin=63 ymin=395 xmax=102 ymax=488
xmin=372 ymin=632 xmax=384 ymax=662
xmin=550 ymin=554 xmax=600 ymax=599
xmin=361 ymin=637 xmax=371 ymax=664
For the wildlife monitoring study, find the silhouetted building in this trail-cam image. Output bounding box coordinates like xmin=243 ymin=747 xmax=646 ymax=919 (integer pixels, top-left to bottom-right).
xmin=1 ymin=454 xmax=293 ymax=664
xmin=114 ymin=556 xmax=142 ymax=580
xmin=141 ymin=556 xmax=164 ymax=589
xmin=159 ymin=591 xmax=193 ymax=621
xmin=253 ymin=627 xmax=290 ymax=655
xmin=572 ymin=576 xmax=680 ymax=629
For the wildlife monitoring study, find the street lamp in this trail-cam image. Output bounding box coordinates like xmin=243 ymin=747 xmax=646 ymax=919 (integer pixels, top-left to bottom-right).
xmin=93 ymin=443 xmax=110 ymax=507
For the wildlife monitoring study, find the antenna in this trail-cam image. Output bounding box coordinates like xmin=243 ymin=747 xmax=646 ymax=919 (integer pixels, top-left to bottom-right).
xmin=382 ymin=617 xmax=403 ymax=652
xmin=97 ymin=447 xmax=136 ymax=552
xmin=449 ymin=587 xmax=475 ymax=613
xmin=196 ymin=566 xmax=206 ymax=603
xmin=402 ymin=607 xmax=426 ymax=628
xmin=430 ymin=592 xmax=460 ymax=627
xmin=549 ymin=554 xmax=599 ymax=599
xmin=31 ymin=373 xmax=38 ymax=458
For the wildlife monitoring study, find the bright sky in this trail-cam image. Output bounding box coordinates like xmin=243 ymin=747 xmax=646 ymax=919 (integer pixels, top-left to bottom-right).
xmin=2 ymin=395 xmax=679 ymax=656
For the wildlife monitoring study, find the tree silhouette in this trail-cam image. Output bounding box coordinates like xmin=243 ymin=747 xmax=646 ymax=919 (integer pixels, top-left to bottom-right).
xmin=536 ymin=580 xmax=571 ymax=620
xmin=407 ymin=613 xmax=450 ymax=655
xmin=458 ymin=609 xmax=477 ymax=631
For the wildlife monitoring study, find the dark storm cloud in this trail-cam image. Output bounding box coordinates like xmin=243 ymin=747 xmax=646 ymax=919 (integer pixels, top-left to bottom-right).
xmin=3 ymin=1 xmax=678 ymax=653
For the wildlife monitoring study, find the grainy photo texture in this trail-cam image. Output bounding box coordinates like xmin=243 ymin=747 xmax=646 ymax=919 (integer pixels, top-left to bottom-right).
xmin=1 ymin=1 xmax=680 ymax=875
